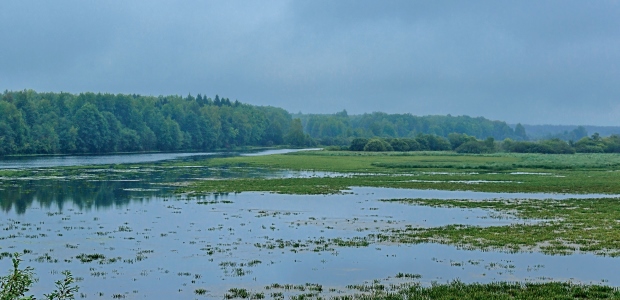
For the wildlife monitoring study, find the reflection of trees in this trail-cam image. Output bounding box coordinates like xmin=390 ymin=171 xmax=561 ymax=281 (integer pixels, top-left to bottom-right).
xmin=0 ymin=179 xmax=164 ymax=215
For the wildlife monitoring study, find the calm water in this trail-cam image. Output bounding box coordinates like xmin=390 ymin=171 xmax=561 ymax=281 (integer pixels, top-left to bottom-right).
xmin=0 ymin=148 xmax=317 ymax=169
xmin=1 ymin=151 xmax=619 ymax=298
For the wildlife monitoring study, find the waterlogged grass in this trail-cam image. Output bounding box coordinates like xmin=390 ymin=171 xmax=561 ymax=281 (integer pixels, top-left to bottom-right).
xmin=223 ymin=277 xmax=620 ymax=299
xmin=178 ymin=151 xmax=620 ymax=195
xmin=177 ymin=150 xmax=519 ymax=173
xmin=177 ymin=150 xmax=620 ymax=172
xmin=180 ymin=171 xmax=620 ymax=195
xmin=380 ymin=197 xmax=620 ymax=256
xmin=332 ymin=280 xmax=620 ymax=300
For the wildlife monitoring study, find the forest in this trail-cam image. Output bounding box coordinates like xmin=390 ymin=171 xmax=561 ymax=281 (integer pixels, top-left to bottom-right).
xmin=0 ymin=90 xmax=297 ymax=155
xmin=1 ymin=89 xmax=616 ymax=156
xmin=294 ymin=111 xmax=528 ymax=145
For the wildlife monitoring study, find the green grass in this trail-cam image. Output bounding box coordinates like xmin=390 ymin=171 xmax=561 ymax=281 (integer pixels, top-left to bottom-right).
xmin=379 ymin=197 xmax=620 ymax=256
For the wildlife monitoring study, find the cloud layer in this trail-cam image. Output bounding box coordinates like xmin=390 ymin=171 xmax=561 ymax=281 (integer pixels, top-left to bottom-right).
xmin=1 ymin=1 xmax=619 ymax=125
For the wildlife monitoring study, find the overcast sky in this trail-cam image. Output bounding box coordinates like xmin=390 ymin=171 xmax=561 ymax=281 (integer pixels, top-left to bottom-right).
xmin=1 ymin=1 xmax=619 ymax=125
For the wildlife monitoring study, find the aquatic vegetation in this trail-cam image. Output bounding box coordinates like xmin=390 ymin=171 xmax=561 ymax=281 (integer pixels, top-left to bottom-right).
xmin=178 ymin=151 xmax=620 ymax=195
xmin=331 ymin=280 xmax=620 ymax=299
xmin=380 ymin=197 xmax=620 ymax=255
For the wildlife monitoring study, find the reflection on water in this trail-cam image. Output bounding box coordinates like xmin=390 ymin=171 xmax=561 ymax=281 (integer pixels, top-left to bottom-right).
xmin=0 ymin=152 xmax=216 ymax=169
xmin=0 ymin=179 xmax=163 ymax=215
xmin=0 ymin=148 xmax=317 ymax=169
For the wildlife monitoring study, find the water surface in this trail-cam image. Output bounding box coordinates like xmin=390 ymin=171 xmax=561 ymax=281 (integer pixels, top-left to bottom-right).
xmin=1 ymin=151 xmax=619 ymax=298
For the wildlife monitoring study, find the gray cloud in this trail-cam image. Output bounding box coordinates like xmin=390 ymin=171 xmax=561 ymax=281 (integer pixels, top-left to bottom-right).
xmin=1 ymin=0 xmax=619 ymax=125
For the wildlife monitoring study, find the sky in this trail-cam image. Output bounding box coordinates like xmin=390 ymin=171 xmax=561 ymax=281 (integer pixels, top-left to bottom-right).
xmin=1 ymin=1 xmax=619 ymax=126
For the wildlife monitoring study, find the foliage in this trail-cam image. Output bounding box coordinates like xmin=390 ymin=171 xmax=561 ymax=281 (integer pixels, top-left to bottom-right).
xmin=295 ymin=111 xmax=523 ymax=141
xmin=43 ymin=271 xmax=79 ymax=300
xmin=0 ymin=253 xmax=78 ymax=300
xmin=349 ymin=138 xmax=369 ymax=151
xmin=349 ymin=136 xmax=452 ymax=152
xmin=348 ymin=134 xmax=620 ymax=154
xmin=0 ymin=90 xmax=293 ymax=155
xmin=0 ymin=253 xmax=35 ymax=300
xmin=285 ymin=119 xmax=314 ymax=147
xmin=455 ymin=140 xmax=491 ymax=153
xmin=363 ymin=139 xmax=392 ymax=152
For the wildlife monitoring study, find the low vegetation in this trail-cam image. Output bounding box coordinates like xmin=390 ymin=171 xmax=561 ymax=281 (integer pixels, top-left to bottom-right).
xmin=0 ymin=253 xmax=79 ymax=300
xmin=380 ymin=197 xmax=620 ymax=256
xmin=349 ymin=133 xmax=620 ymax=154
xmin=179 ymin=151 xmax=620 ymax=195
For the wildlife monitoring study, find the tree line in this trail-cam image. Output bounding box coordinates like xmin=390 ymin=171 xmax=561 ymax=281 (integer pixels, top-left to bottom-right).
xmin=3 ymin=89 xmax=616 ymax=156
xmin=348 ymin=132 xmax=620 ymax=154
xmin=0 ymin=90 xmax=301 ymax=155
xmin=294 ymin=110 xmax=528 ymax=145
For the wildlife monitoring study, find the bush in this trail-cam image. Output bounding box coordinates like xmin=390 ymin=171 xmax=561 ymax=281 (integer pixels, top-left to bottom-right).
xmin=455 ymin=141 xmax=491 ymax=154
xmin=364 ymin=139 xmax=393 ymax=152
xmin=403 ymin=138 xmax=421 ymax=151
xmin=0 ymin=253 xmax=35 ymax=300
xmin=0 ymin=253 xmax=78 ymax=300
xmin=349 ymin=138 xmax=369 ymax=151
xmin=389 ymin=139 xmax=410 ymax=151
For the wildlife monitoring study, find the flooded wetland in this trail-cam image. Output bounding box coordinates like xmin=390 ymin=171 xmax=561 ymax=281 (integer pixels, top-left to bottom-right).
xmin=2 ymin=150 xmax=620 ymax=298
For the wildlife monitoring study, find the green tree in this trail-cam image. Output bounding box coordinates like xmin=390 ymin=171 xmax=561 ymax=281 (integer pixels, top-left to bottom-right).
xmin=74 ymin=103 xmax=109 ymax=153
xmin=514 ymin=123 xmax=527 ymax=140
xmin=285 ymin=119 xmax=307 ymax=146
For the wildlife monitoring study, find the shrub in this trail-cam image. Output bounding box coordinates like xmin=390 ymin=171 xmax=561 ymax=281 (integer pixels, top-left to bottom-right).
xmin=389 ymin=139 xmax=410 ymax=151
xmin=455 ymin=141 xmax=490 ymax=154
xmin=349 ymin=138 xmax=369 ymax=151
xmin=0 ymin=253 xmax=79 ymax=300
xmin=364 ymin=139 xmax=392 ymax=152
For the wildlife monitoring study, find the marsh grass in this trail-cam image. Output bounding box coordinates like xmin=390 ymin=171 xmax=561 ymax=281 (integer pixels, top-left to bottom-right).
xmin=381 ymin=197 xmax=620 ymax=255
xmin=229 ymin=278 xmax=620 ymax=300
xmin=332 ymin=280 xmax=620 ymax=299
xmin=180 ymin=170 xmax=620 ymax=195
xmin=177 ymin=151 xmax=620 ymax=195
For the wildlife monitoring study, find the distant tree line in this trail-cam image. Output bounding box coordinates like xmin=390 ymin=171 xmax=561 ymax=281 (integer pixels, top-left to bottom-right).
xmin=522 ymin=124 xmax=620 ymax=141
xmin=0 ymin=90 xmax=303 ymax=156
xmin=348 ymin=133 xmax=620 ymax=154
xmin=3 ymin=90 xmax=617 ymax=157
xmin=294 ymin=110 xmax=528 ymax=145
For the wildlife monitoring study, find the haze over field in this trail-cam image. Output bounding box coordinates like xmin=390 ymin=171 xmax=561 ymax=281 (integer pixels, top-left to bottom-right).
xmin=1 ymin=1 xmax=619 ymax=125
